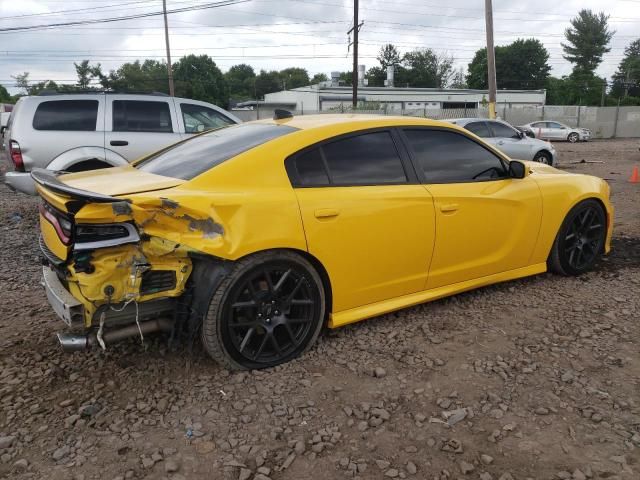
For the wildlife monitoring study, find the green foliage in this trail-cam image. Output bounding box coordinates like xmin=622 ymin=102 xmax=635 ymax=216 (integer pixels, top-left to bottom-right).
xmin=173 ymin=55 xmax=228 ymax=106
xmin=74 ymin=60 xmax=103 ymax=89
xmin=377 ymin=44 xmax=401 ymax=68
xmin=225 ymin=64 xmax=256 ymax=100
xmin=254 ymin=70 xmax=282 ymax=98
xmin=365 ymin=66 xmax=385 ymax=87
xmin=610 ymin=39 xmax=640 ymax=98
xmin=0 ymin=84 xmax=11 ymax=103
xmin=101 ymin=60 xmax=169 ymax=93
xmin=562 ymin=10 xmax=614 ymax=75
xmin=310 ymin=73 xmax=329 ymax=84
xmin=467 ymin=39 xmax=551 ymax=89
xmin=401 ymin=49 xmax=453 ymax=88
xmin=449 ymin=68 xmax=467 ymax=89
xmin=545 ymin=73 xmax=606 ymax=106
xmin=279 ymin=67 xmax=309 ymax=90
xmin=338 ymin=71 xmax=352 ymax=86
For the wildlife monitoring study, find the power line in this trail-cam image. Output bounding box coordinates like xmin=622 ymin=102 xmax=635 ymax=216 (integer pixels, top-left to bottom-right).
xmin=0 ymin=0 xmax=250 ymax=33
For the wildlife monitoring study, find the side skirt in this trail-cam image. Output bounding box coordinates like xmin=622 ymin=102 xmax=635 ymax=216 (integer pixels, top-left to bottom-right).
xmin=329 ymin=263 xmax=547 ymax=328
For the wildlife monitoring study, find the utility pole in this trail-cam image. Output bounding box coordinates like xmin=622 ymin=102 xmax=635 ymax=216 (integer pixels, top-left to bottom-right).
xmin=162 ymin=0 xmax=175 ymax=96
xmin=348 ymin=0 xmax=360 ymax=108
xmin=484 ymin=0 xmax=497 ymax=119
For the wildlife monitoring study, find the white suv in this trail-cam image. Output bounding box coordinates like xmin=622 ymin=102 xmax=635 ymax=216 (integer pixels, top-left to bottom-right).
xmin=4 ymin=92 xmax=241 ymax=194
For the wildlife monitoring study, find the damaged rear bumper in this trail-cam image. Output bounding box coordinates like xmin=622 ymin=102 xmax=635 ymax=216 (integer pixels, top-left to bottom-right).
xmin=42 ymin=265 xmax=85 ymax=328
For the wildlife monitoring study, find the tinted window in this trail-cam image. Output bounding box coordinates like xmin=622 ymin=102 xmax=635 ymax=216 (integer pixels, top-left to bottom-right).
xmin=548 ymin=122 xmax=563 ymax=129
xmin=137 ymin=123 xmax=297 ymax=180
xmin=33 ymin=100 xmax=98 ymax=131
xmin=113 ymin=100 xmax=172 ymax=133
xmin=181 ymin=103 xmax=234 ymax=133
xmin=489 ymin=122 xmax=519 ymax=139
xmin=530 ymin=122 xmax=543 ymax=128
xmin=404 ymin=129 xmax=507 ymax=183
xmin=465 ymin=121 xmax=490 ymax=138
xmin=294 ymin=148 xmax=330 ymax=186
xmin=321 ymin=131 xmax=406 ymax=185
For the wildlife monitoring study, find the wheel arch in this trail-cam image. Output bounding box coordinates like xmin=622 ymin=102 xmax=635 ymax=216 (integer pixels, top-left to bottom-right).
xmin=47 ymin=146 xmax=128 ymax=171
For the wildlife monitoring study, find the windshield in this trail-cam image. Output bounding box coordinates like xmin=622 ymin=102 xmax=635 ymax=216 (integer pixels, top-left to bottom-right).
xmin=136 ymin=123 xmax=298 ymax=180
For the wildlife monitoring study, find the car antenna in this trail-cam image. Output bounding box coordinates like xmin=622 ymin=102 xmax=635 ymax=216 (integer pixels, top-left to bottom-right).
xmin=273 ymin=109 xmax=293 ymax=120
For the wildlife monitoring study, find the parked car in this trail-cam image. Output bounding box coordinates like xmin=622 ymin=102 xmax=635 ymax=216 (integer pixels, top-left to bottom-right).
xmin=448 ymin=118 xmax=557 ymax=165
xmin=0 ymin=111 xmax=10 ymax=140
xmin=4 ymin=92 xmax=241 ymax=195
xmin=520 ymin=121 xmax=591 ymax=143
xmin=35 ymin=114 xmax=612 ymax=370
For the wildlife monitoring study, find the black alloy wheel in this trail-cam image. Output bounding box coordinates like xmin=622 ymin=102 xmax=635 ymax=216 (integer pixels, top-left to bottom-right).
xmin=548 ymin=199 xmax=606 ymax=276
xmin=202 ymin=251 xmax=325 ymax=370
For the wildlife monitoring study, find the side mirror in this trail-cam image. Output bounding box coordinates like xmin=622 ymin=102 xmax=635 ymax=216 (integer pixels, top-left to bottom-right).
xmin=509 ymin=160 xmax=527 ymax=179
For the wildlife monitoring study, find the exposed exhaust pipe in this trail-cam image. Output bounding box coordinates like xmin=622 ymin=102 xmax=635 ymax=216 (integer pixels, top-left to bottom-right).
xmin=57 ymin=317 xmax=174 ymax=352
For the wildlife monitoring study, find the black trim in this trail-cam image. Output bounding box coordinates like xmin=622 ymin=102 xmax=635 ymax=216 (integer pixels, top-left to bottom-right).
xmin=39 ymin=235 xmax=65 ymax=266
xmin=31 ymin=168 xmax=130 ymax=204
xmin=285 ymin=127 xmax=417 ymax=188
xmin=396 ymin=126 xmax=510 ymax=185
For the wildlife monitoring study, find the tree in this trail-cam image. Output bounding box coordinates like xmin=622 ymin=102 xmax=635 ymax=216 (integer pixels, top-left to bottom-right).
xmin=101 ymin=60 xmax=168 ymax=93
xmin=610 ymin=39 xmax=640 ymax=98
xmin=562 ymin=10 xmax=614 ymax=75
xmin=279 ymin=67 xmax=309 ymax=89
xmin=467 ymin=39 xmax=551 ymax=89
xmin=254 ymin=70 xmax=282 ymax=98
xmin=225 ymin=64 xmax=256 ymax=100
xmin=310 ymin=73 xmax=328 ymax=84
xmin=338 ymin=71 xmax=352 ymax=86
xmin=401 ymin=49 xmax=453 ymax=88
xmin=365 ymin=66 xmax=386 ymax=87
xmin=0 ymin=85 xmax=11 ymax=103
xmin=449 ymin=68 xmax=467 ymax=89
xmin=74 ymin=60 xmax=103 ymax=89
xmin=173 ymin=55 xmax=228 ymax=106
xmin=377 ymin=44 xmax=401 ymax=68
xmin=545 ymin=73 xmax=606 ymax=106
xmin=11 ymin=72 xmax=30 ymax=95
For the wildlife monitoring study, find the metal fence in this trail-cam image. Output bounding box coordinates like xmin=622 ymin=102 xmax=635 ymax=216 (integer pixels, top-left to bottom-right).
xmin=232 ymin=105 xmax=640 ymax=138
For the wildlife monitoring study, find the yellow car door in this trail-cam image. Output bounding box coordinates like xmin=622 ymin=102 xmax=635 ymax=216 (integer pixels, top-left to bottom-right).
xmin=400 ymin=128 xmax=543 ymax=290
xmin=287 ymin=129 xmax=436 ymax=314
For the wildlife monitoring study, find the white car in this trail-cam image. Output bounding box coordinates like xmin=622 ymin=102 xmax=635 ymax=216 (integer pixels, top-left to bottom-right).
xmin=521 ymin=121 xmax=591 ymax=143
xmin=448 ymin=118 xmax=557 ymax=165
xmin=4 ymin=92 xmax=241 ymax=195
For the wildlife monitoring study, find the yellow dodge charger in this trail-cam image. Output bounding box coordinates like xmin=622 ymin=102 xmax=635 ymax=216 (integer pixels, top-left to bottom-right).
xmin=34 ymin=114 xmax=613 ymax=370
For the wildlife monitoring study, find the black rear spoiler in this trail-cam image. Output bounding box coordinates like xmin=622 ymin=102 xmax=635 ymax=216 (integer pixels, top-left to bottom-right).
xmin=31 ymin=168 xmax=129 ymax=204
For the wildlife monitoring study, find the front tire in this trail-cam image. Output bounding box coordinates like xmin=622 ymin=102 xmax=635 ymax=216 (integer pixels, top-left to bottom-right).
xmin=548 ymin=199 xmax=606 ymax=276
xmin=533 ymin=151 xmax=553 ymax=165
xmin=567 ymin=132 xmax=579 ymax=143
xmin=202 ymin=251 xmax=325 ymax=370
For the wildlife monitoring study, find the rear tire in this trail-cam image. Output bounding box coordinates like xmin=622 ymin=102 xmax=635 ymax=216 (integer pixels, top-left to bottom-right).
xmin=567 ymin=132 xmax=579 ymax=143
xmin=202 ymin=251 xmax=325 ymax=370
xmin=548 ymin=199 xmax=606 ymax=276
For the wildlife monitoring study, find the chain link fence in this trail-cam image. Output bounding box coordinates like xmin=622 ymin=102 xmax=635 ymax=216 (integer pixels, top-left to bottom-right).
xmin=232 ymin=105 xmax=640 ymax=138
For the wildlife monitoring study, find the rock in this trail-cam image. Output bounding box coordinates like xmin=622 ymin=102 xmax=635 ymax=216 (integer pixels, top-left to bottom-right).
xmin=385 ymin=468 xmax=399 ymax=477
xmin=534 ymin=407 xmax=549 ymax=415
xmin=460 ymin=460 xmax=475 ymax=474
xmin=294 ymin=440 xmax=305 ymax=454
xmin=0 ymin=436 xmax=16 ymax=449
xmin=374 ymin=367 xmax=387 ymax=378
xmin=52 ymin=445 xmax=70 ymax=461
xmin=376 ymin=460 xmax=391 ymax=470
xmin=572 ymin=469 xmax=586 ymax=480
xmin=480 ymin=474 xmax=493 ymax=480
xmin=238 ymin=468 xmax=252 ymax=480
xmin=13 ymin=459 xmax=28 ymax=472
xmin=253 ymin=475 xmax=271 ymax=480
xmin=480 ymin=454 xmax=494 ymax=465
xmin=65 ymin=414 xmax=81 ymax=428
xmin=165 ymin=459 xmax=179 ymax=473
xmin=445 ymin=408 xmax=468 ymax=426
xmin=498 ymin=473 xmax=514 ymax=480
xmin=141 ymin=457 xmax=155 ymax=469
xmin=561 ymin=371 xmax=574 ymax=383
xmin=610 ymin=455 xmax=626 ymax=464
xmin=406 ymin=461 xmax=417 ymax=475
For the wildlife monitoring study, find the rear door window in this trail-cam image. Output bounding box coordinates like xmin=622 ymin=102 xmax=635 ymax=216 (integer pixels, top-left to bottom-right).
xmin=464 ymin=121 xmax=491 ymax=138
xmin=113 ymin=100 xmax=173 ymax=133
xmin=488 ymin=121 xmax=519 ymax=139
xmin=137 ymin=123 xmax=297 ymax=180
xmin=33 ymin=100 xmax=99 ymax=131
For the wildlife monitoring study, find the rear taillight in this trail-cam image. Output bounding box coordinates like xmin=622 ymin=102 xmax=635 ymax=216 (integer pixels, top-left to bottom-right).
xmin=9 ymin=140 xmax=24 ymax=172
xmin=39 ymin=203 xmax=72 ymax=245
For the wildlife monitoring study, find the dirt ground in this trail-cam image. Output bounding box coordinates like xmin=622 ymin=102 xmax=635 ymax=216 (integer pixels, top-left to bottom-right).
xmin=0 ymin=139 xmax=639 ymax=480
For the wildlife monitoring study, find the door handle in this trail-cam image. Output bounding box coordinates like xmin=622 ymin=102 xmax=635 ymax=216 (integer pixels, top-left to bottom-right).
xmin=439 ymin=203 xmax=459 ymax=213
xmin=497 ymin=140 xmax=504 ymax=145
xmin=314 ymin=208 xmax=340 ymax=219
xmin=110 ymin=140 xmax=129 ymax=146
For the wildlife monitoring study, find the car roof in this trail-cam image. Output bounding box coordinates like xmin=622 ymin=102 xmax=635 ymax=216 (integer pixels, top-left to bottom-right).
xmin=253 ymin=114 xmax=460 ymax=132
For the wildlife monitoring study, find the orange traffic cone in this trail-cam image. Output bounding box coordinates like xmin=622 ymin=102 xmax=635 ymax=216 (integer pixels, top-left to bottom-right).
xmin=630 ymin=166 xmax=640 ymax=183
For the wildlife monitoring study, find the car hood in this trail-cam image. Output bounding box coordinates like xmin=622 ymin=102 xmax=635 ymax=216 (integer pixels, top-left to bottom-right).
xmin=58 ymin=165 xmax=185 ymax=197
xmin=521 ymin=160 xmax=567 ymax=175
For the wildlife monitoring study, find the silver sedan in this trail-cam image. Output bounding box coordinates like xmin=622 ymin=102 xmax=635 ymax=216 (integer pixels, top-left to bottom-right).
xmin=520 ymin=121 xmax=591 ymax=143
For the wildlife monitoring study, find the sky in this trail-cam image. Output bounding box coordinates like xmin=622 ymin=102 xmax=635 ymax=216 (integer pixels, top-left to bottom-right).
xmin=1 ymin=0 xmax=639 ymax=94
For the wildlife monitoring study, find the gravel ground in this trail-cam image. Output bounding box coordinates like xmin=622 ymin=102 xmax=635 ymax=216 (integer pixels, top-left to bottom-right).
xmin=0 ymin=139 xmax=639 ymax=480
